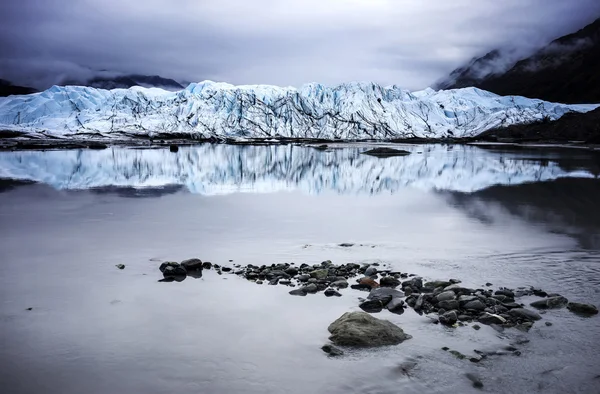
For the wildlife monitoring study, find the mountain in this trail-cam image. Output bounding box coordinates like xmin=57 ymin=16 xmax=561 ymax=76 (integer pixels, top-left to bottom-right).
xmin=0 ymin=81 xmax=595 ymax=140
xmin=0 ymin=144 xmax=594 ymax=194
xmin=436 ymin=18 xmax=600 ymax=103
xmin=64 ymin=74 xmax=184 ymax=91
xmin=0 ymin=79 xmax=37 ymax=97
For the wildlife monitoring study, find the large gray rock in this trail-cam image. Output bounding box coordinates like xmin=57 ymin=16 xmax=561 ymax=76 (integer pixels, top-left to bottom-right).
xmin=567 ymin=302 xmax=599 ymax=316
xmin=530 ymin=296 xmax=568 ymax=309
xmin=364 ymin=266 xmax=378 ymax=276
xmin=386 ymin=297 xmax=405 ymax=314
xmin=328 ymin=312 xmax=411 ymax=347
xmin=436 ymin=291 xmax=456 ymax=302
xmin=160 ymin=262 xmax=187 ymax=277
xmin=509 ymin=308 xmax=542 ymax=321
xmin=463 ymin=300 xmax=486 ymax=311
xmin=380 ymin=276 xmax=401 ymax=288
xmin=477 ymin=312 xmax=506 ymax=325
xmin=331 ymin=279 xmax=349 ymax=289
xmin=180 ymin=258 xmax=203 ymax=271
xmin=367 ymin=287 xmax=404 ymax=302
xmin=439 ymin=310 xmax=458 ymax=326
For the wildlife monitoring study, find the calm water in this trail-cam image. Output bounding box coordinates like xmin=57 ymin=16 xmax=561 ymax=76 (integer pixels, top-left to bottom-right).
xmin=0 ymin=143 xmax=599 ymax=394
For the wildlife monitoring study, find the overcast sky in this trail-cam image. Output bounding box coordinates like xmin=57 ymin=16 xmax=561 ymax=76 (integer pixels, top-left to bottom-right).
xmin=1 ymin=0 xmax=599 ymax=90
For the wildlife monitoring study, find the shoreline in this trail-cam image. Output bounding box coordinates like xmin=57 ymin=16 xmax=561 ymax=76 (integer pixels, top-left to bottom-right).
xmin=1 ymin=134 xmax=599 ymax=152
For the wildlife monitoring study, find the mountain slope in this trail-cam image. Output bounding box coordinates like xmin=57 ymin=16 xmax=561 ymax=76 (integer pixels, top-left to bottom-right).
xmin=0 ymin=79 xmax=37 ymax=97
xmin=437 ymin=18 xmax=600 ymax=103
xmin=65 ymin=74 xmax=184 ymax=91
xmin=0 ymin=82 xmax=595 ymax=140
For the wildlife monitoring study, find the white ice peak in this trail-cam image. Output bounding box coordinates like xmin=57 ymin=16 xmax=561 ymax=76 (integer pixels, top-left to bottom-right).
xmin=0 ymin=81 xmax=597 ymax=139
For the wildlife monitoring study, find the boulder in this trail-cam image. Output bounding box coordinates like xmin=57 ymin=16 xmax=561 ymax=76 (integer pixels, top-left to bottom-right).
xmin=367 ymin=288 xmax=404 ymax=302
xmin=285 ymin=267 xmax=299 ymax=276
xmin=324 ymin=288 xmax=342 ymax=297
xmin=202 ymin=261 xmax=212 ymax=269
xmin=438 ymin=300 xmax=459 ymax=311
xmin=567 ymin=302 xmax=599 ymax=316
xmin=530 ymin=296 xmax=568 ymax=309
xmin=508 ymin=308 xmax=542 ymax=321
xmin=328 ymin=312 xmax=411 ymax=347
xmin=298 ymin=274 xmax=311 ymax=282
xmin=380 ymin=276 xmax=401 ymax=288
xmin=303 ymin=283 xmax=318 ymax=293
xmin=180 ymin=258 xmax=203 ymax=271
xmin=364 ymin=266 xmax=378 ymax=276
xmin=402 ymin=277 xmax=423 ymax=290
xmin=463 ymin=300 xmax=486 ymax=311
xmin=386 ymin=298 xmax=405 ymax=314
xmin=358 ymin=277 xmax=380 ymax=289
xmin=161 ymin=262 xmax=187 ymax=277
xmin=359 ymin=299 xmax=389 ymax=313
xmin=477 ymin=312 xmax=506 ymax=325
xmin=435 ymin=291 xmax=456 ymax=302
xmin=439 ymin=310 xmax=458 ymax=326
xmin=289 ymin=288 xmax=307 ymax=296
xmin=321 ymin=344 xmax=344 ymax=356
xmin=331 ymin=280 xmax=349 ymax=289
xmin=310 ymin=269 xmax=329 ymax=279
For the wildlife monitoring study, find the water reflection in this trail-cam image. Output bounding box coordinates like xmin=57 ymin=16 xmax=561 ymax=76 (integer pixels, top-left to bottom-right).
xmin=0 ymin=144 xmax=597 ymax=194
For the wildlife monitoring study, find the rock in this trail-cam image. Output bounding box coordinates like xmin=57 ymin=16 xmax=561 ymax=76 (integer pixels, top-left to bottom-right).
xmin=435 ymin=291 xmax=456 ymax=302
xmin=477 ymin=312 xmax=506 ymax=325
xmin=364 ymin=266 xmax=378 ymax=276
xmin=386 ymin=298 xmax=405 ymax=314
xmin=285 ymin=267 xmax=299 ymax=276
xmin=485 ymin=282 xmax=493 ymax=287
xmin=331 ymin=280 xmax=349 ymax=289
xmin=458 ymin=315 xmax=471 ymax=322
xmin=339 ymin=243 xmax=354 ymax=247
xmin=351 ymin=284 xmax=373 ymax=292
xmin=439 ymin=310 xmax=458 ymax=326
xmin=321 ymin=344 xmax=344 ymax=356
xmin=279 ymin=280 xmax=292 ymax=285
xmin=328 ymin=311 xmax=411 ymax=347
xmin=324 ymin=288 xmax=342 ymax=297
xmin=358 ymin=277 xmax=380 ymax=289
xmin=472 ymin=324 xmax=481 ymax=330
xmin=115 ymin=264 xmax=125 ymax=270
xmin=221 ymin=267 xmax=232 ymax=272
xmin=449 ymin=350 xmax=466 ymax=359
xmin=303 ymin=283 xmax=318 ymax=293
xmin=438 ymin=300 xmax=459 ymax=311
xmin=289 ymin=288 xmax=307 ymax=296
xmin=465 ymin=373 xmax=484 ymax=389
xmin=310 ymin=269 xmax=329 ymax=279
xmin=380 ymin=276 xmax=401 ymax=288
xmin=298 ymin=274 xmax=311 ymax=282
xmin=402 ymin=277 xmax=423 ymax=290
xmin=495 ymin=289 xmax=515 ymax=298
xmin=509 ymin=308 xmax=542 ymax=321
xmin=367 ymin=287 xmax=404 ymax=302
xmin=463 ymin=300 xmax=486 ymax=311
xmin=361 ymin=147 xmax=411 ymax=158
xmin=180 ymin=258 xmax=203 ymax=271
xmin=567 ymin=302 xmax=599 ymax=316
xmin=530 ymin=296 xmax=569 ymax=309
xmin=268 ymin=278 xmax=279 ymax=285
xmin=425 ymin=280 xmax=452 ymax=289
xmin=307 ymin=278 xmax=318 ymax=284
xmin=202 ymin=262 xmax=212 ymax=269
xmin=359 ymin=299 xmax=388 ymax=313
xmin=458 ymin=295 xmax=477 ymax=305
xmin=256 ymin=280 xmax=263 ymax=284
xmin=414 ymin=294 xmax=425 ymax=311
xmin=162 ymin=264 xmax=187 ymax=278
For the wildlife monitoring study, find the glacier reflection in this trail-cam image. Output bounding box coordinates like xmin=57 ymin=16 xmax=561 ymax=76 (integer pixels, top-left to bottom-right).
xmin=0 ymin=144 xmax=596 ymax=194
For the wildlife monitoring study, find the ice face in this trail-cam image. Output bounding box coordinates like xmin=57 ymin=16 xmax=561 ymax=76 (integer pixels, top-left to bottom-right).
xmin=0 ymin=81 xmax=597 ymax=139
xmin=0 ymin=144 xmax=594 ymax=194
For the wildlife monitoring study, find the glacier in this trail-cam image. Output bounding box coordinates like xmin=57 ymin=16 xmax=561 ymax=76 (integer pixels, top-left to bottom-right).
xmin=0 ymin=144 xmax=594 ymax=194
xmin=0 ymin=81 xmax=597 ymax=140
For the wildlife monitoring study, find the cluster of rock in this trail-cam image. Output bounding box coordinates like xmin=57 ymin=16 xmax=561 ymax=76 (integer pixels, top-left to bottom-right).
xmin=158 ymin=258 xmax=228 ymax=281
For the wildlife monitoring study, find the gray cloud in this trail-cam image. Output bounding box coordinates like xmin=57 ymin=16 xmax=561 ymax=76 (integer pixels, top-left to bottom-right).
xmin=1 ymin=0 xmax=599 ymax=90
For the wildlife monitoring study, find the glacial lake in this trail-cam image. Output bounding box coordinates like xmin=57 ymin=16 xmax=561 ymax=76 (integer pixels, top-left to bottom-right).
xmin=0 ymin=143 xmax=599 ymax=394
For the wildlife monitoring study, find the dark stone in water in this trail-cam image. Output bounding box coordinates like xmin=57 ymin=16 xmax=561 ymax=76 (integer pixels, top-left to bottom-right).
xmin=439 ymin=310 xmax=458 ymax=326
xmin=364 ymin=266 xmax=378 ymax=276
xmin=438 ymin=300 xmax=459 ymax=311
xmin=289 ymin=288 xmax=307 ymax=296
xmin=380 ymin=276 xmax=401 ymax=288
xmin=324 ymin=288 xmax=342 ymax=297
xmin=509 ymin=308 xmax=542 ymax=321
xmin=530 ymin=296 xmax=568 ymax=309
xmin=321 ymin=344 xmax=344 ymax=356
xmin=361 ymin=147 xmax=411 ymax=158
xmin=463 ymin=300 xmax=486 ymax=311
xmin=495 ymin=289 xmax=515 ymax=298
xmin=359 ymin=299 xmax=389 ymax=313
xmin=202 ymin=262 xmax=212 ymax=269
xmin=169 ymin=144 xmax=179 ymax=152
xmin=162 ymin=264 xmax=187 ymax=278
xmin=339 ymin=243 xmax=354 ymax=247
xmin=386 ymin=298 xmax=405 ymax=314
xmin=465 ymin=373 xmax=484 ymax=389
xmin=567 ymin=302 xmax=599 ymax=316
xmin=180 ymin=258 xmax=203 ymax=271
xmin=115 ymin=264 xmax=125 ymax=270
xmin=367 ymin=288 xmax=404 ymax=303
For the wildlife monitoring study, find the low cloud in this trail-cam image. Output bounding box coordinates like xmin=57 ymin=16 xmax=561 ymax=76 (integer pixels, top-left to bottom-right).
xmin=1 ymin=0 xmax=599 ymax=90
